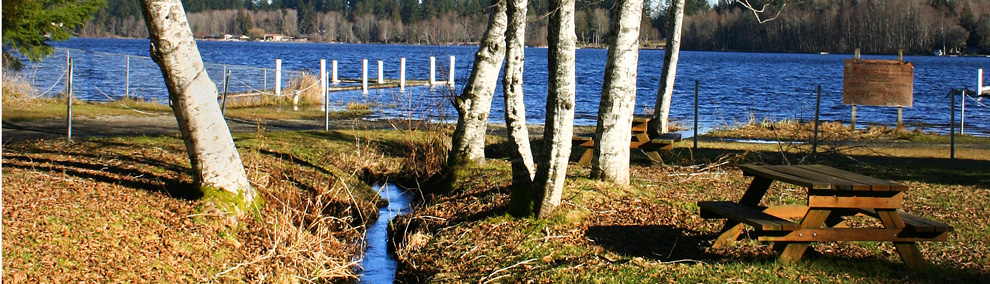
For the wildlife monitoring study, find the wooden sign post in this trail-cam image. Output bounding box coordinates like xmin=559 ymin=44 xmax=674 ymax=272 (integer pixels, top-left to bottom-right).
xmin=842 ymin=49 xmax=914 ymax=130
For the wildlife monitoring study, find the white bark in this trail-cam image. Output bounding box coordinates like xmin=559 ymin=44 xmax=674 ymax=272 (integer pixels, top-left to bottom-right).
xmin=533 ymin=0 xmax=577 ymax=218
xmin=503 ymin=0 xmax=536 ymax=185
xmin=447 ymin=0 xmax=508 ymax=167
xmin=654 ymin=0 xmax=684 ymax=135
xmin=139 ymin=0 xmax=255 ymax=204
xmin=591 ymin=0 xmax=643 ymax=185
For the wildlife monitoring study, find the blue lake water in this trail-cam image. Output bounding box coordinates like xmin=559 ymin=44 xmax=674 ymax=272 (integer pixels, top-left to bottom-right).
xmin=12 ymin=37 xmax=990 ymax=136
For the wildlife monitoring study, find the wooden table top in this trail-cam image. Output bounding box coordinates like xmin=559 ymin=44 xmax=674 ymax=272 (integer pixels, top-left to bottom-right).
xmin=740 ymin=164 xmax=908 ymax=192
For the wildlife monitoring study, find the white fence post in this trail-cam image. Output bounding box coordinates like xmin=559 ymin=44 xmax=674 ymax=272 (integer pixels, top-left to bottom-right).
xmin=448 ymin=55 xmax=455 ymax=87
xmin=430 ymin=56 xmax=436 ymax=85
xmin=400 ymin=58 xmax=406 ymax=92
xmin=275 ymin=58 xmax=282 ymax=97
xmin=125 ymin=55 xmax=130 ymax=98
xmin=362 ymin=59 xmax=369 ymax=95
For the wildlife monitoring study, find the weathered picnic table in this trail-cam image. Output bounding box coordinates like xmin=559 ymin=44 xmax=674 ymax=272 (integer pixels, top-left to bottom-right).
xmin=699 ymin=164 xmax=953 ymax=268
xmin=572 ymin=116 xmax=681 ymax=165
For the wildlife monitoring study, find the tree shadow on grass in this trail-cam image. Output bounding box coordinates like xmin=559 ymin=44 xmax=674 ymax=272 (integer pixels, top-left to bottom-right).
xmin=2 ymin=153 xmax=201 ymax=200
xmin=585 ymin=225 xmax=723 ymax=262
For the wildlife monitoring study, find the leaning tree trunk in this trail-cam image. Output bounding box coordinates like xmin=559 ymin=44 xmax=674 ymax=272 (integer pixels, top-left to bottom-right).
xmin=502 ymin=0 xmax=536 ymax=191
xmin=532 ymin=0 xmax=577 ymax=218
xmin=653 ymin=0 xmax=685 ymax=135
xmin=139 ymin=0 xmax=256 ymax=206
xmin=447 ymin=0 xmax=508 ymax=167
xmin=591 ymin=0 xmax=643 ymax=185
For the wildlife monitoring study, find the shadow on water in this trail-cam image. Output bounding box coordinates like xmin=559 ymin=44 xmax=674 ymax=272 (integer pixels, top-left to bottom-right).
xmin=358 ymin=183 xmax=413 ymax=283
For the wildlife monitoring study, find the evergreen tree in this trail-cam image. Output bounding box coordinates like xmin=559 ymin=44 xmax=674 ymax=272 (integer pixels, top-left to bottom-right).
xmin=2 ymin=0 xmax=105 ymax=63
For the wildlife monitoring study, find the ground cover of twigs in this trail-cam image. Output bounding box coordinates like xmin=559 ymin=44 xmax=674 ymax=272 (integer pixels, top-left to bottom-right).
xmin=1 ymin=129 xmax=441 ymax=282
xmin=391 ymin=138 xmax=990 ymax=283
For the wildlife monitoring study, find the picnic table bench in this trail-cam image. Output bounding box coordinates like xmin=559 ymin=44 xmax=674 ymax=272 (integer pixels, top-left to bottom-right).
xmin=698 ymin=164 xmax=953 ymax=268
xmin=572 ymin=116 xmax=681 ymax=165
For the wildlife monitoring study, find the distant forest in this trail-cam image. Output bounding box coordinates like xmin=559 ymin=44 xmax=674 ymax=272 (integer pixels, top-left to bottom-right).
xmin=80 ymin=0 xmax=990 ymax=54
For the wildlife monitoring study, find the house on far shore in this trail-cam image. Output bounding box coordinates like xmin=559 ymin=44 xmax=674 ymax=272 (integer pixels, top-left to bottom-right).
xmin=240 ymin=35 xmax=250 ymax=41
xmin=263 ymin=34 xmax=285 ymax=42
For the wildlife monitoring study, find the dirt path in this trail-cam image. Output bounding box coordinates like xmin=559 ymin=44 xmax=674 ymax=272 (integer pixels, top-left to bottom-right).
xmin=1 ymin=115 xmax=398 ymax=142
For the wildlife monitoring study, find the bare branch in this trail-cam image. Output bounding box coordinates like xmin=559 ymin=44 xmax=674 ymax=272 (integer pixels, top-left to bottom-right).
xmin=735 ymin=0 xmax=792 ymax=24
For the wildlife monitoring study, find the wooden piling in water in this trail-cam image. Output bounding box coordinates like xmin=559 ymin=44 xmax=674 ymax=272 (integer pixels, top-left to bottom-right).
xmin=400 ymin=57 xmax=406 ymax=92
xmin=332 ymin=60 xmax=340 ymax=85
xmin=430 ymin=56 xmax=436 ymax=85
xmin=362 ymin=59 xmax=369 ymax=95
xmin=378 ymin=60 xmax=384 ymax=84
xmin=125 ymin=55 xmax=130 ymax=98
xmin=448 ymin=56 xmax=455 ymax=87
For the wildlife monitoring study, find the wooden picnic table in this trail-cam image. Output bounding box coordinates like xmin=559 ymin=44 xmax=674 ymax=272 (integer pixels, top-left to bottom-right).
xmin=699 ymin=164 xmax=953 ymax=268
xmin=572 ymin=116 xmax=681 ymax=165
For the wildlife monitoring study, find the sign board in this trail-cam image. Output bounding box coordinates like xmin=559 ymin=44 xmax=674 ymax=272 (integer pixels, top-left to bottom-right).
xmin=842 ymin=59 xmax=914 ymax=107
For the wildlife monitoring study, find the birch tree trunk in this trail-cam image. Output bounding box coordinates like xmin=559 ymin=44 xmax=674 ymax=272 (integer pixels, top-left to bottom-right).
xmin=532 ymin=0 xmax=577 ymax=218
xmin=502 ymin=0 xmax=536 ymax=189
xmin=653 ymin=0 xmax=685 ymax=135
xmin=591 ymin=0 xmax=643 ymax=185
xmin=446 ymin=0 xmax=508 ymax=167
xmin=139 ymin=0 xmax=256 ymax=206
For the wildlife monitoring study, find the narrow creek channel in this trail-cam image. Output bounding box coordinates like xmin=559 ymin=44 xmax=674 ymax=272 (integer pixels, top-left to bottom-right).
xmin=358 ymin=183 xmax=412 ymax=283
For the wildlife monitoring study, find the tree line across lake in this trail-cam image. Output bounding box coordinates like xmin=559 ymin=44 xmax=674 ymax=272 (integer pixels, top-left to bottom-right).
xmin=80 ymin=0 xmax=990 ymax=54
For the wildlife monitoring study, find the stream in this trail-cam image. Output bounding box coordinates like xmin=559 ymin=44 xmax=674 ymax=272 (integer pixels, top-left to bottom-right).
xmin=358 ymin=183 xmax=412 ymax=283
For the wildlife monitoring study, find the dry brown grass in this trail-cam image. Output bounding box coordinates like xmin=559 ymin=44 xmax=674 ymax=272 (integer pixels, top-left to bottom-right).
xmin=283 ymin=73 xmax=324 ymax=107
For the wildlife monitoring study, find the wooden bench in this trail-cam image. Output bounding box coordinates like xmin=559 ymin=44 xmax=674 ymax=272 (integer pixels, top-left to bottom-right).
xmin=699 ymin=201 xmax=798 ymax=231
xmin=572 ymin=116 xmax=682 ymax=166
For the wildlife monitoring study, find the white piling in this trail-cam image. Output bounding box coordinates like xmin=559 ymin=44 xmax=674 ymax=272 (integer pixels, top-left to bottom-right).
xmin=448 ymin=55 xmax=455 ymax=87
xmin=362 ymin=59 xmax=369 ymax=95
xmin=430 ymin=56 xmax=436 ymax=85
xmin=275 ymin=59 xmax=282 ymax=97
xmin=400 ymin=58 xmax=406 ymax=92
xmin=332 ymin=60 xmax=339 ymax=85
xmin=378 ymin=60 xmax=384 ymax=84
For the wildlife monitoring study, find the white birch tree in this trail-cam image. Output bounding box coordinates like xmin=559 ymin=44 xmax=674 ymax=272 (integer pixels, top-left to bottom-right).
xmin=502 ymin=0 xmax=536 ymax=189
xmin=138 ymin=0 xmax=256 ymax=208
xmin=653 ymin=0 xmax=685 ymax=135
xmin=447 ymin=0 xmax=508 ymax=167
xmin=532 ymin=0 xmax=578 ymax=218
xmin=591 ymin=0 xmax=643 ymax=185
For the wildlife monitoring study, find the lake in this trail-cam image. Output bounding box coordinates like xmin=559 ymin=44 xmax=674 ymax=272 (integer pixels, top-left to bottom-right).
xmin=14 ymin=37 xmax=990 ymax=136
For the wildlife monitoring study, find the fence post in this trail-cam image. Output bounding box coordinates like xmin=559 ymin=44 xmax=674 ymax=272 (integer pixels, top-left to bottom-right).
xmin=67 ymin=58 xmax=74 ymax=141
xmin=951 ymin=90 xmax=956 ymax=162
xmin=332 ymin=60 xmax=339 ymax=85
xmin=363 ymin=59 xmax=369 ymax=95
xmin=378 ymin=60 xmax=384 ymax=84
xmin=430 ymin=56 xmax=436 ymax=85
xmin=850 ymin=105 xmax=857 ymax=130
xmin=263 ymin=69 xmax=267 ymax=92
xmin=400 ymin=57 xmax=406 ymax=92
xmin=813 ymin=85 xmax=821 ymax=154
xmin=275 ymin=59 xmax=282 ymax=97
xmin=221 ymin=70 xmax=230 ymax=115
xmin=448 ymin=55 xmax=455 ymax=87
xmin=693 ymin=80 xmax=699 ymax=151
xmin=125 ymin=55 xmax=130 ymax=98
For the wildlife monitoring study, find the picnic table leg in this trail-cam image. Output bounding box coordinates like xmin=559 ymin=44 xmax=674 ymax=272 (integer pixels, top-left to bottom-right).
xmin=779 ymin=209 xmax=831 ymax=263
xmin=577 ymin=149 xmax=593 ymax=166
xmin=712 ymin=177 xmax=775 ymax=247
xmin=712 ymin=222 xmax=746 ymax=249
xmin=644 ymin=150 xmax=664 ymax=165
xmin=876 ymin=209 xmax=928 ymax=268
